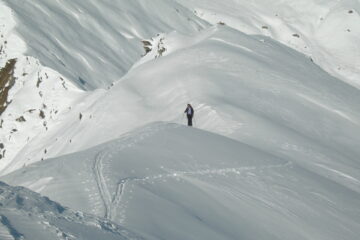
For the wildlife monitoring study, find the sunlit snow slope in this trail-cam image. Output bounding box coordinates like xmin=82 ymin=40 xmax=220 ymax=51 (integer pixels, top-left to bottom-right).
xmin=178 ymin=0 xmax=360 ymax=87
xmin=3 ymin=123 xmax=360 ymax=240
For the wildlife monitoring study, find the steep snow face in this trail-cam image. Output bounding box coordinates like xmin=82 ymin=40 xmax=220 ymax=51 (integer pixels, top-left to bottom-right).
xmin=0 ymin=5 xmax=88 ymax=172
xmin=2 ymin=0 xmax=209 ymax=89
xmin=0 ymin=4 xmax=27 ymax=66
xmin=0 ymin=181 xmax=143 ymax=240
xmin=0 ymin=56 xmax=88 ymax=172
xmin=178 ymin=0 xmax=360 ymax=87
xmin=3 ymin=123 xmax=360 ymax=240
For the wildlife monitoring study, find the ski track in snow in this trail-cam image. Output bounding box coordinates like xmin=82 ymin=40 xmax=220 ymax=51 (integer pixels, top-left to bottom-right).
xmin=92 ymin=124 xmax=181 ymax=220
xmin=92 ymin=124 xmax=294 ymax=221
xmin=94 ymin=145 xmax=292 ymax=222
xmin=133 ymin=161 xmax=293 ymax=186
xmin=93 ymin=151 xmax=113 ymax=220
xmin=111 ymin=177 xmax=137 ymax=223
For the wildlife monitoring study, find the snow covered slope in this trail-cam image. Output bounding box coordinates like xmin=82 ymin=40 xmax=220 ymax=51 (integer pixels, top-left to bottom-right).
xmin=2 ymin=0 xmax=208 ymax=89
xmin=0 ymin=55 xmax=90 ymax=171
xmin=1 ymin=0 xmax=359 ymax=175
xmin=5 ymin=25 xmax=360 ymax=194
xmin=0 ymin=181 xmax=143 ymax=240
xmin=178 ymin=0 xmax=360 ymax=87
xmin=3 ymin=0 xmax=359 ymax=89
xmin=0 ymin=1 xmax=360 ymax=238
xmin=0 ymin=0 xmax=208 ymax=170
xmin=2 ymin=122 xmax=360 ymax=240
xmin=0 ymin=3 xmax=88 ymax=172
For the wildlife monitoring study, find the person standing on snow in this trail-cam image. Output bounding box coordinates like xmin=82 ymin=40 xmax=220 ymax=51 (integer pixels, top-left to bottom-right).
xmin=184 ymin=104 xmax=194 ymax=126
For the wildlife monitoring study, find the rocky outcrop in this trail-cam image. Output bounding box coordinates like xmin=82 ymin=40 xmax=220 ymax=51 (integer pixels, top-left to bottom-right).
xmin=0 ymin=59 xmax=16 ymax=116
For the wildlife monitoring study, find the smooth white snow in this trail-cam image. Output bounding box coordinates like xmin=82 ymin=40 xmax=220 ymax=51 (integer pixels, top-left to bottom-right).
xmin=178 ymin=0 xmax=360 ymax=88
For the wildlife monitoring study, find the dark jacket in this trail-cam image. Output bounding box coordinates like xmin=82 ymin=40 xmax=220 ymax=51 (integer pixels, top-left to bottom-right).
xmin=184 ymin=105 xmax=194 ymax=118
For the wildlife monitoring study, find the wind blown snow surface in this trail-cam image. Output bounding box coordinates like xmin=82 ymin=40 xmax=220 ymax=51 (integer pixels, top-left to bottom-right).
xmin=2 ymin=0 xmax=208 ymax=89
xmin=2 ymin=123 xmax=360 ymax=240
xmin=0 ymin=181 xmax=143 ymax=240
xmin=178 ymin=0 xmax=360 ymax=88
xmin=0 ymin=0 xmax=360 ymax=239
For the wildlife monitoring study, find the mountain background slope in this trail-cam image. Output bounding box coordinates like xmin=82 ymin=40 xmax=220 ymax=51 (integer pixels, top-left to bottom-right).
xmin=178 ymin=0 xmax=360 ymax=87
xmin=2 ymin=0 xmax=209 ymax=89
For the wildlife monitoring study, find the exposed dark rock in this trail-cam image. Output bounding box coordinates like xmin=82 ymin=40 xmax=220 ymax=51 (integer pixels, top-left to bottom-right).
xmin=0 ymin=59 xmax=17 ymax=116
xmin=39 ymin=110 xmax=45 ymax=119
xmin=16 ymin=116 xmax=26 ymax=122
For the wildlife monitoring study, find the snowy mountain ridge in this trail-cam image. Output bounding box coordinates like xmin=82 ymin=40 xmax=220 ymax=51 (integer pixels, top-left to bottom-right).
xmin=0 ymin=0 xmax=360 ymax=239
xmin=179 ymin=0 xmax=360 ymax=87
xmin=0 ymin=0 xmax=359 ymax=173
xmin=0 ymin=0 xmax=210 ymax=172
xmin=2 ymin=0 xmax=209 ymax=89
